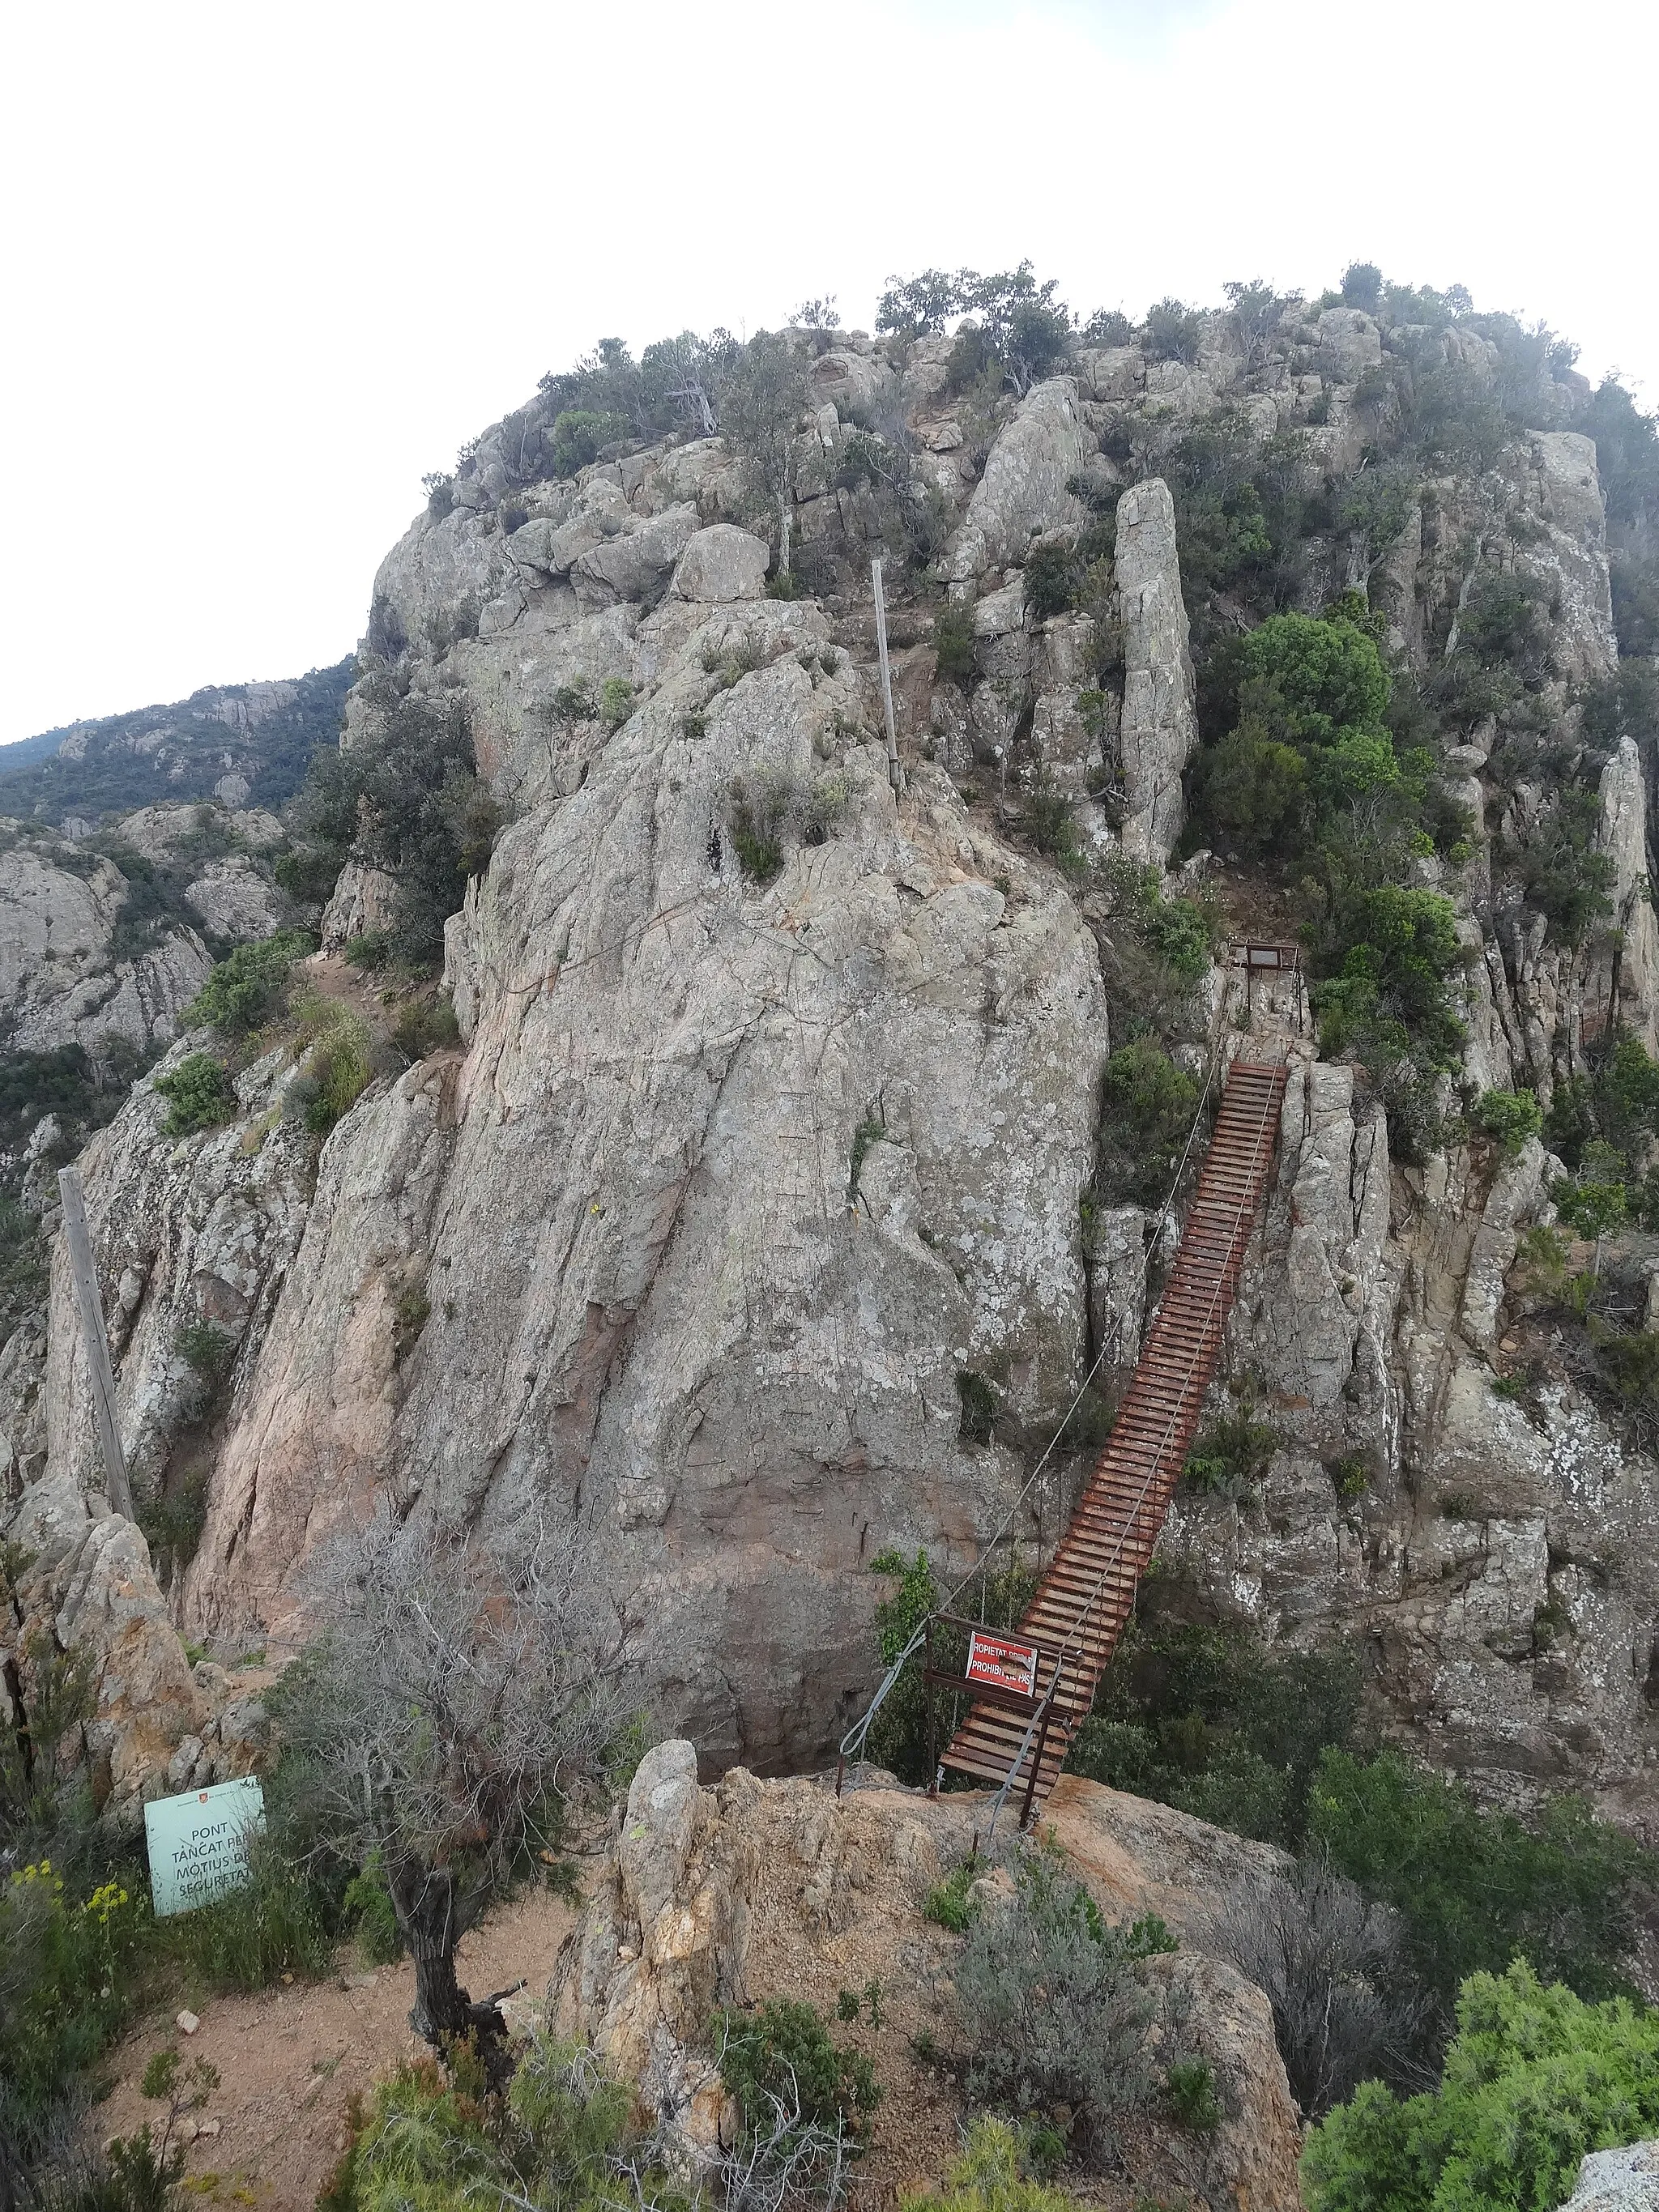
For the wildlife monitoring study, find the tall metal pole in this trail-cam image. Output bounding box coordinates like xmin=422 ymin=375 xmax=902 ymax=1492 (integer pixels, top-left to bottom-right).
xmin=57 ymin=1166 xmax=134 ymax=1522
xmin=871 ymin=558 xmax=901 ymax=794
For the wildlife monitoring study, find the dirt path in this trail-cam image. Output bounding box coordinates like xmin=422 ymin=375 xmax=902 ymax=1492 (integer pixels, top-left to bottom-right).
xmin=96 ymin=1893 xmax=578 ymax=2212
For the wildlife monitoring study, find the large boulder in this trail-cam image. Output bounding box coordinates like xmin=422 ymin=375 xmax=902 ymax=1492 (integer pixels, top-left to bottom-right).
xmin=948 ymin=377 xmax=1087 ymax=582
xmin=671 ymin=525 xmax=770 ymax=603
xmin=1315 ymin=307 xmax=1383 ymax=381
xmin=573 ymin=503 xmax=701 ymax=609
xmin=0 ymin=1497 xmax=268 ymax=1830
xmin=549 ymin=1739 xmax=752 ymax=2146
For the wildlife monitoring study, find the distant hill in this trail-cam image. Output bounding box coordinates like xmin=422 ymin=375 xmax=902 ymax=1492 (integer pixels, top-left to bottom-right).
xmin=0 ymin=658 xmax=354 ymax=825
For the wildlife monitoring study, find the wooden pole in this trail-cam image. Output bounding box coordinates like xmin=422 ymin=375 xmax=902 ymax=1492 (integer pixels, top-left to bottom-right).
xmin=57 ymin=1166 xmax=134 ymax=1522
xmin=871 ymin=558 xmax=901 ymax=793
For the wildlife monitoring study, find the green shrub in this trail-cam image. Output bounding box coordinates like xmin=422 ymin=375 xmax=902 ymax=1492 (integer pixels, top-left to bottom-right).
xmin=1241 ymin=610 xmax=1392 ymax=745
xmin=598 ymin=677 xmax=634 ymax=731
xmin=550 ymin=680 xmax=599 ymax=725
xmin=727 ymin=766 xmax=850 ymax=883
xmin=548 ymin=409 xmax=626 ymax=478
xmin=159 ymin=1836 xmax=329 ymax=1993
xmin=1191 ymin=726 xmax=1307 ymax=861
xmin=1471 ymin=1089 xmax=1542 ymax=1156
xmin=1545 ymin=1040 xmax=1659 ymax=1178
xmin=1593 ymin=1327 xmax=1659 ymax=1444
xmin=0 ymin=1196 xmax=49 ymax=1347
xmin=174 ymin=1319 xmax=237 ymax=1388
xmin=956 ymin=1849 xmax=1172 ymax=2157
xmin=339 ymin=2036 xmax=684 ymax=2212
xmin=1556 ymin=1177 xmax=1628 ymax=1247
xmin=343 ymin=1850 xmax=403 ymax=1964
xmin=1081 ymin=307 xmax=1135 ymax=347
xmin=1302 ymin=1961 xmax=1659 ymax=2212
xmin=1102 ymin=861 xmax=1218 ymax=987
xmin=154 ymin=1053 xmax=236 ymax=1136
xmin=899 ymin=2116 xmax=1084 ymax=2212
xmin=957 ymin=1369 xmax=1000 ymax=1443
xmin=187 ymin=930 xmax=313 ymax=1036
xmin=1511 ymin=787 xmax=1616 ymax=945
xmin=714 ymin=1997 xmax=879 ymax=2137
xmin=289 ymin=693 xmax=505 ymax=971
xmin=1068 ymin=1624 xmax=1363 ymax=1850
xmin=847 ymin=1115 xmax=886 ymax=1201
xmin=1165 ymin=2056 xmax=1222 ymax=2132
xmin=1096 ymin=1040 xmax=1201 ymax=1204
xmin=927 ymin=1861 xmax=981 ymax=1933
xmin=1312 ymin=885 xmax=1465 ymax=1072
xmin=390 ymin=995 xmax=461 ymax=1062
xmin=1024 ymin=540 xmax=1080 ymax=620
xmin=1183 ymin=1404 xmax=1279 ymax=1499
xmin=274 ymin=843 xmax=343 ymax=907
xmin=1143 ymin=893 xmax=1214 ymax=982
xmin=1141 ymin=300 xmax=1203 ymax=364
xmin=864 ymin=1547 xmax=940 ymax=1784
xmin=1308 ymin=1749 xmax=1653 ymax=2014
xmin=935 ymin=603 xmax=977 ymax=684
xmin=343 ymin=931 xmax=390 ymax=970
xmin=0 ymin=1862 xmax=147 ymax=2142
xmin=138 ymin=1470 xmax=208 ymax=1589
xmin=1025 ymin=778 xmax=1084 ymax=875
xmin=392 ymin=1286 xmax=430 ymax=1366
xmin=290 ymin=1014 xmax=373 ymax=1139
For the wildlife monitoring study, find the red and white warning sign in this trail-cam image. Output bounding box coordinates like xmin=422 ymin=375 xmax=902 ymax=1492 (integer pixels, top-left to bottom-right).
xmin=966 ymin=1630 xmax=1039 ymax=1697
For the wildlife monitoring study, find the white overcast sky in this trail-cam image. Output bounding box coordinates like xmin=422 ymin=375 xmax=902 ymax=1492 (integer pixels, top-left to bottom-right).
xmin=2 ymin=0 xmax=1655 ymax=747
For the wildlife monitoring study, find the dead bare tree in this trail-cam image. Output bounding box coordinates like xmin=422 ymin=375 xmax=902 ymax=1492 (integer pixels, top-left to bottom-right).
xmin=274 ymin=1506 xmax=633 ymax=2048
xmin=714 ymin=2062 xmax=855 ymax=2212
xmin=720 ymin=333 xmax=811 ymax=574
xmin=1209 ymin=1856 xmax=1432 ymax=2117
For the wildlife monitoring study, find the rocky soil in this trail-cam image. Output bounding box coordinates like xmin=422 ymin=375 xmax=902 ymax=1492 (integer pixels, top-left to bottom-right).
xmin=91 ymin=1890 xmax=577 ymax=2212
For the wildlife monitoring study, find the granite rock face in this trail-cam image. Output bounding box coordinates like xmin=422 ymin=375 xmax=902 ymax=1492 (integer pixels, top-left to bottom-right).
xmin=0 ymin=803 xmax=291 ymax=1057
xmin=178 ymin=588 xmax=1109 ymax=1769
xmin=11 ymin=303 xmax=1659 ymax=1839
xmin=1158 ymin=1042 xmax=1659 ymax=1821
xmin=1568 ymin=2144 xmax=1659 ymax=2212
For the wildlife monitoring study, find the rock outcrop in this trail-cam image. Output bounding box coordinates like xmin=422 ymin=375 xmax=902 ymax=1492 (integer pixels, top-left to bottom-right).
xmin=1159 ymin=1048 xmax=1659 ymax=1818
xmin=1115 ymin=477 xmax=1199 ymax=863
xmin=1568 ymin=2143 xmax=1659 ymax=2212
xmin=10 ymin=288 xmax=1659 ymax=1839
xmin=550 ymin=1744 xmax=1304 ymax=2208
xmin=0 ymin=804 xmax=290 ymax=1058
xmin=179 ymin=591 xmax=1109 ymax=1768
xmin=947 ymin=377 xmax=1086 ymax=583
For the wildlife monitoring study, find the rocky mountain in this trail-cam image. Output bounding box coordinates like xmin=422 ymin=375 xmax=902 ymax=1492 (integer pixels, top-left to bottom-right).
xmin=0 ymin=661 xmax=353 ymax=830
xmin=6 ymin=263 xmax=1659 ymax=1852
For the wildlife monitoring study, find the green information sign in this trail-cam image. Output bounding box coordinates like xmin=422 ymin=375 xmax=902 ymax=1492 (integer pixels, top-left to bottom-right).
xmin=143 ymin=1774 xmax=266 ymax=1917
